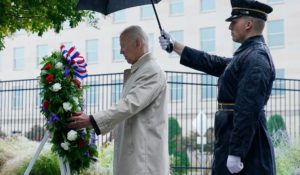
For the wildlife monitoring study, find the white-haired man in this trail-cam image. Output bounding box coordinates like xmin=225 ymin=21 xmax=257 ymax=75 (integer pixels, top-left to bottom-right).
xmin=69 ymin=25 xmax=169 ymax=175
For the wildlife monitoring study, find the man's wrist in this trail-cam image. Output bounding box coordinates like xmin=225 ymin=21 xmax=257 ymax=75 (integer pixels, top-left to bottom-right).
xmin=89 ymin=114 xmax=101 ymax=135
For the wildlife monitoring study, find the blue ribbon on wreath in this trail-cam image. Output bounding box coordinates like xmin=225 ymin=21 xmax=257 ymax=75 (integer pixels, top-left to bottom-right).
xmin=60 ymin=45 xmax=88 ymax=80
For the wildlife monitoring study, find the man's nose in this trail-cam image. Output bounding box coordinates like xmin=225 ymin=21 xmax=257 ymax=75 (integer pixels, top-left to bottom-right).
xmin=229 ymin=23 xmax=233 ymax=30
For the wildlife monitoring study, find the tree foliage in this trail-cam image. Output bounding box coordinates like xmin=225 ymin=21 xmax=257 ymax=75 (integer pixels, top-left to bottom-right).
xmin=0 ymin=0 xmax=94 ymax=50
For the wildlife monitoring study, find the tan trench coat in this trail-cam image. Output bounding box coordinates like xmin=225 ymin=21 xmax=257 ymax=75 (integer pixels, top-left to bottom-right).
xmin=93 ymin=53 xmax=169 ymax=175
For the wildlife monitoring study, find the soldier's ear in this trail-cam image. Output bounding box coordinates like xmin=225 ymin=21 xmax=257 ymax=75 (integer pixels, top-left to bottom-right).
xmin=245 ymin=19 xmax=254 ymax=30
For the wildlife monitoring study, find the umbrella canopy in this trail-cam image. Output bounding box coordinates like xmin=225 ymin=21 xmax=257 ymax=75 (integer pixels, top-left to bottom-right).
xmin=77 ymin=0 xmax=173 ymax=52
xmin=77 ymin=0 xmax=161 ymax=16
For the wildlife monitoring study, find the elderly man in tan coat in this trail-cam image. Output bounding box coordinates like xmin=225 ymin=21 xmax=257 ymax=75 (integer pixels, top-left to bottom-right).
xmin=68 ymin=25 xmax=169 ymax=175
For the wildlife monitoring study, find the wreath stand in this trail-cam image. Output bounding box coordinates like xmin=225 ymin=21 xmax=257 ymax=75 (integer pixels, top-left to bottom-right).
xmin=24 ymin=131 xmax=71 ymax=175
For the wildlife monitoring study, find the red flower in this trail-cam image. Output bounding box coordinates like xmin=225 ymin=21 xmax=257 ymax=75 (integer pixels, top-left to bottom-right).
xmin=78 ymin=140 xmax=88 ymax=148
xmin=74 ymin=79 xmax=81 ymax=88
xmin=43 ymin=100 xmax=49 ymax=110
xmin=42 ymin=63 xmax=52 ymax=70
xmin=46 ymin=74 xmax=54 ymax=83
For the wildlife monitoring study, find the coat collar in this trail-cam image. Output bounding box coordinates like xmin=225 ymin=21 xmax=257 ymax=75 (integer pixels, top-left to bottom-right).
xmin=234 ymin=35 xmax=265 ymax=56
xmin=130 ymin=52 xmax=152 ymax=73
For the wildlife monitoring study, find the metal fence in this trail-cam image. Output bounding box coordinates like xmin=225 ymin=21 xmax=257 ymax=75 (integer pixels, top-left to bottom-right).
xmin=0 ymin=71 xmax=299 ymax=174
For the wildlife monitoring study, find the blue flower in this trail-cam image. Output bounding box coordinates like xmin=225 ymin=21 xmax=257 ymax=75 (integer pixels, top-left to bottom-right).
xmin=63 ymin=68 xmax=71 ymax=77
xmin=79 ymin=129 xmax=87 ymax=136
xmin=90 ymin=131 xmax=97 ymax=145
xmin=48 ymin=112 xmax=59 ymax=123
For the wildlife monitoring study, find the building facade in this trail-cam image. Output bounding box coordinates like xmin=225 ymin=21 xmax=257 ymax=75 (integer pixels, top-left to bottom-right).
xmin=0 ymin=0 xmax=299 ymax=80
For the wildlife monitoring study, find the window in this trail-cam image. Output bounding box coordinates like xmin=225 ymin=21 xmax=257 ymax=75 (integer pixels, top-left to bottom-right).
xmin=170 ymin=75 xmax=183 ymax=102
xmin=113 ymin=10 xmax=126 ymax=23
xmin=12 ymin=86 xmax=24 ymax=108
xmin=267 ymin=20 xmax=284 ymax=48
xmin=233 ymin=42 xmax=241 ymax=53
xmin=272 ymin=69 xmax=285 ymax=96
xmin=36 ymin=45 xmax=48 ymax=67
xmin=112 ymin=37 xmax=124 ymax=62
xmin=86 ymin=39 xmax=98 ymax=63
xmin=36 ymin=88 xmax=41 ymax=108
xmin=267 ymin=0 xmax=283 ymax=4
xmin=13 ymin=47 xmax=25 ymax=70
xmin=170 ymin=0 xmax=184 ymax=16
xmin=201 ymin=75 xmax=217 ymax=99
xmin=200 ymin=27 xmax=215 ymax=53
xmin=148 ymin=33 xmax=154 ymax=53
xmin=200 ymin=0 xmax=216 ymax=12
xmin=169 ymin=30 xmax=183 ymax=57
xmin=112 ymin=79 xmax=123 ymax=104
xmin=141 ymin=5 xmax=154 ymax=19
xmin=86 ymin=82 xmax=98 ymax=105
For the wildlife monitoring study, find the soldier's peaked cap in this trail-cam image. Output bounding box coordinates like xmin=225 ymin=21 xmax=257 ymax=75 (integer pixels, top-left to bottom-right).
xmin=226 ymin=0 xmax=273 ymax=22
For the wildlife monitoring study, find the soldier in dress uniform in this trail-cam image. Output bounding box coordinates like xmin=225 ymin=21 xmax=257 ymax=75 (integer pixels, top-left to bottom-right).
xmin=159 ymin=0 xmax=276 ymax=174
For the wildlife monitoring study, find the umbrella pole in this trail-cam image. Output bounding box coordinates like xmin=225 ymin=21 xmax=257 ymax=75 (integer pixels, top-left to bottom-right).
xmin=150 ymin=0 xmax=162 ymax=31
xmin=150 ymin=0 xmax=173 ymax=53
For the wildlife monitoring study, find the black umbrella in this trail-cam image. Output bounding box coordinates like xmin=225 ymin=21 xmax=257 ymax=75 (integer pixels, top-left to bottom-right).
xmin=77 ymin=0 xmax=173 ymax=52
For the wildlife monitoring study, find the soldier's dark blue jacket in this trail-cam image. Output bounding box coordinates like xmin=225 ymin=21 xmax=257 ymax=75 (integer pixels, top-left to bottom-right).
xmin=180 ymin=35 xmax=276 ymax=175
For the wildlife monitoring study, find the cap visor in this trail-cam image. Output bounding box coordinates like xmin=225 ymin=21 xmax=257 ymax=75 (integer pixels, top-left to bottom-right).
xmin=225 ymin=15 xmax=241 ymax=22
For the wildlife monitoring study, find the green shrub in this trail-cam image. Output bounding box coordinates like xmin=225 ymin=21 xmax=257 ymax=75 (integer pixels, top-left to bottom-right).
xmin=169 ymin=117 xmax=182 ymax=155
xmin=267 ymin=114 xmax=288 ymax=146
xmin=17 ymin=151 xmax=60 ymax=175
xmin=267 ymin=114 xmax=286 ymax=133
xmin=275 ymin=141 xmax=300 ymax=175
xmin=168 ymin=116 xmax=190 ymax=175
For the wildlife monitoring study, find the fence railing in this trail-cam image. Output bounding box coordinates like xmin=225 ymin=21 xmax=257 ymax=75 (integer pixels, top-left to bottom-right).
xmin=0 ymin=71 xmax=299 ymax=174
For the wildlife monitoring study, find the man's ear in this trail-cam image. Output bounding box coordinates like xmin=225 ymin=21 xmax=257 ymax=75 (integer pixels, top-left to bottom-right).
xmin=245 ymin=20 xmax=253 ymax=30
xmin=135 ymin=39 xmax=142 ymax=48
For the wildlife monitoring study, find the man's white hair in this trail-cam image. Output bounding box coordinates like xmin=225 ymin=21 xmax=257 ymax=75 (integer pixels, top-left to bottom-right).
xmin=121 ymin=25 xmax=149 ymax=46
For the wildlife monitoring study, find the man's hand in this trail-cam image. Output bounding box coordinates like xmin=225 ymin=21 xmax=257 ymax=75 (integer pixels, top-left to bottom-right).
xmin=226 ymin=155 xmax=244 ymax=174
xmin=67 ymin=112 xmax=91 ymax=129
xmin=159 ymin=30 xmax=174 ymax=53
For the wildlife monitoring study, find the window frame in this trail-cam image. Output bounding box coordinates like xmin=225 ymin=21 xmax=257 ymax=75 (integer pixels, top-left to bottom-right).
xmin=200 ymin=27 xmax=216 ymax=53
xmin=86 ymin=39 xmax=99 ymax=64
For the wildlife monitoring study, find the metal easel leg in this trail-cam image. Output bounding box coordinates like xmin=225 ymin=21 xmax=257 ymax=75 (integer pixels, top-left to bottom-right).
xmin=24 ymin=131 xmax=50 ymax=175
xmin=58 ymin=156 xmax=66 ymax=175
xmin=58 ymin=156 xmax=71 ymax=175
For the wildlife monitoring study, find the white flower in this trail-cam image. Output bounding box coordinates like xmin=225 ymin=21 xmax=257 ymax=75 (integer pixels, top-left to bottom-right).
xmin=67 ymin=130 xmax=78 ymax=141
xmin=63 ymin=102 xmax=72 ymax=111
xmin=61 ymin=141 xmax=70 ymax=151
xmin=51 ymin=83 xmax=62 ymax=92
xmin=55 ymin=62 xmax=63 ymax=70
xmin=73 ymin=97 xmax=79 ymax=105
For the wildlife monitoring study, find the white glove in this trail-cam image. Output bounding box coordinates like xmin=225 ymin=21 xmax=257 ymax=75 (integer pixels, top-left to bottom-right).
xmin=159 ymin=30 xmax=174 ymax=52
xmin=226 ymin=155 xmax=244 ymax=174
